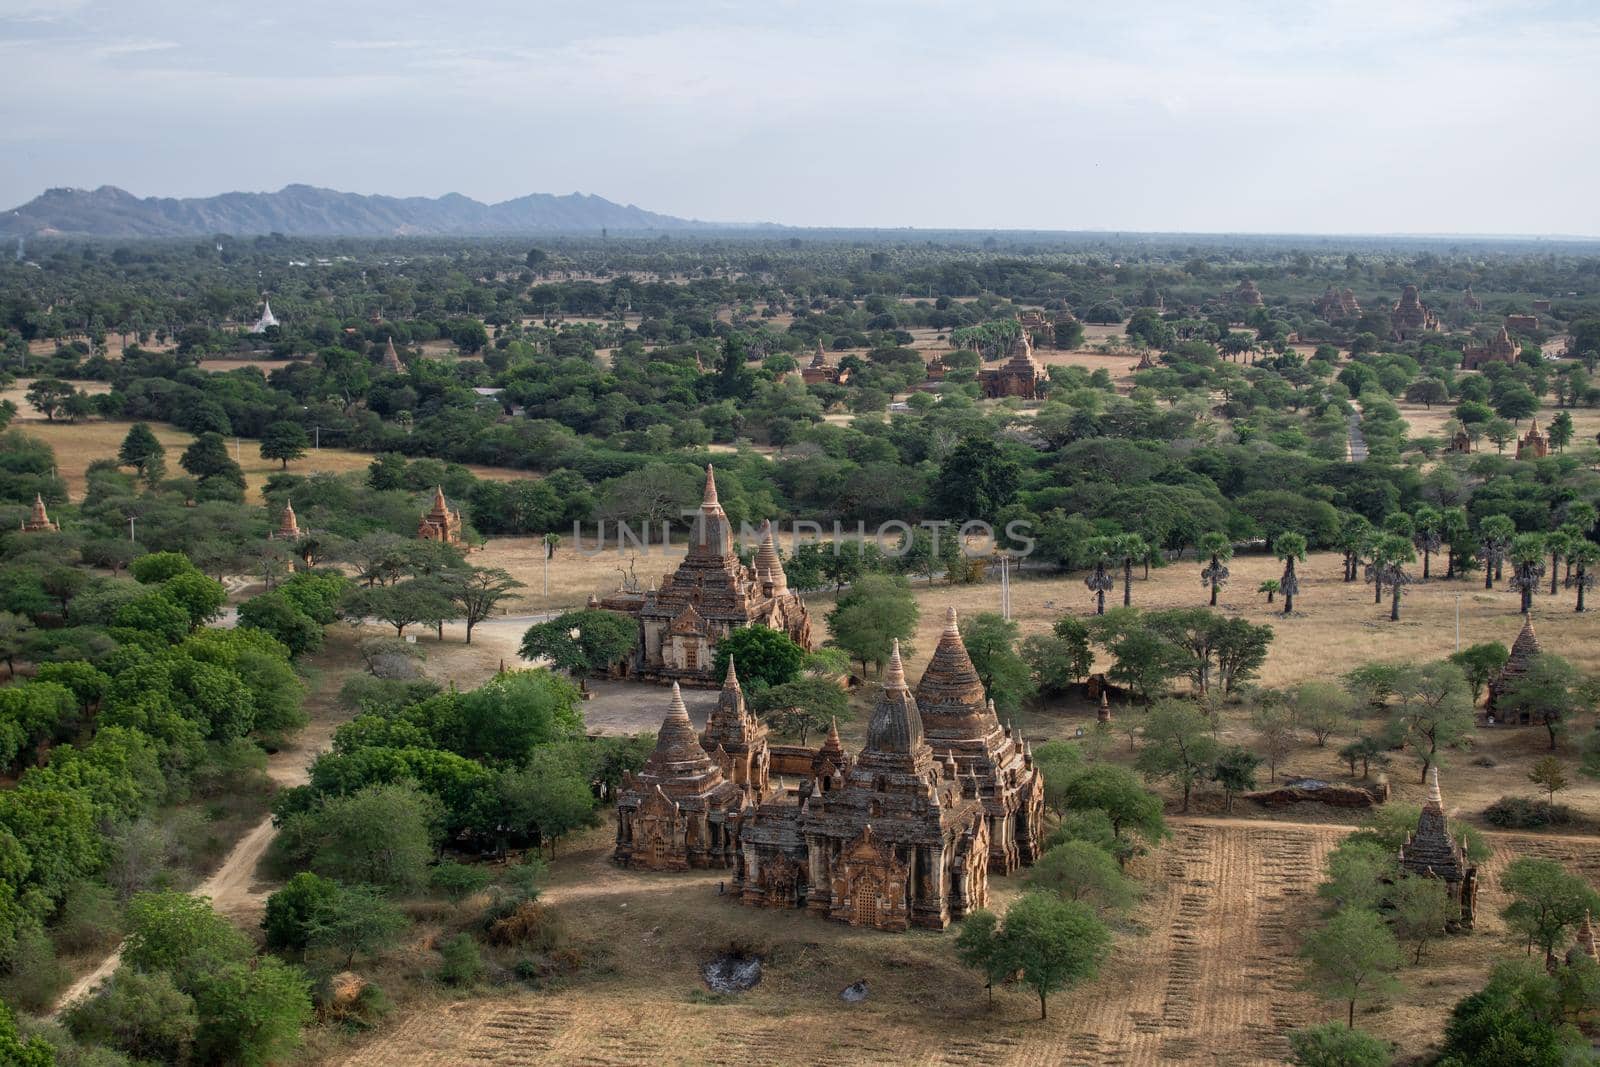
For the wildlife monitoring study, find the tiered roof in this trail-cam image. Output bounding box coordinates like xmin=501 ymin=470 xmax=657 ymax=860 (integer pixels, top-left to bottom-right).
xmin=701 ymin=657 xmax=766 ymax=759
xmin=381 ymin=337 xmax=404 ymax=373
xmin=629 ymin=683 xmax=743 ymax=810
xmin=275 ymin=500 xmax=301 ymax=540
xmin=21 ymin=493 xmax=59 ymax=533
xmin=1398 ymin=768 xmax=1468 ymax=884
xmin=1489 ymin=615 xmax=1542 ymax=709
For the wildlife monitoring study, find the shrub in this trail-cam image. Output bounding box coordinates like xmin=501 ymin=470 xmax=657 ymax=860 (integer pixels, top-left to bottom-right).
xmin=54 ymin=880 xmax=123 ymax=953
xmin=263 ymin=871 xmax=340 ymax=953
xmin=436 ymin=934 xmax=485 ymax=986
xmin=66 ymin=969 xmax=198 ymax=1064
xmin=429 ymin=862 xmax=491 ymax=903
xmin=485 ymin=901 xmax=565 ymax=952
xmin=1484 ymin=796 xmax=1577 ymax=829
xmin=0 ymin=917 xmax=67 ymax=1013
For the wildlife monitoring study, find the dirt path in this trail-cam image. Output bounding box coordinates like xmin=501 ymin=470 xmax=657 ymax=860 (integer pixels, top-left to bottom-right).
xmin=1346 ymin=406 xmax=1367 ymax=462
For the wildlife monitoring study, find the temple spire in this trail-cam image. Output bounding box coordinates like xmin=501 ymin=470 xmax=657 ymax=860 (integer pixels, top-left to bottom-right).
xmin=1426 ymin=765 xmax=1443 ymax=811
xmin=702 ymin=465 xmax=720 ymax=508
xmin=944 ymin=605 xmax=960 ymax=636
xmin=885 ymin=639 xmax=907 ymax=690
xmin=724 ymin=654 xmax=739 ymax=690
xmin=668 ymin=681 xmax=690 ymax=722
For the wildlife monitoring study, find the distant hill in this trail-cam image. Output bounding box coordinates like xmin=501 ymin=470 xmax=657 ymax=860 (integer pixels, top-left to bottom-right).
xmin=0 ymin=184 xmax=711 ymax=238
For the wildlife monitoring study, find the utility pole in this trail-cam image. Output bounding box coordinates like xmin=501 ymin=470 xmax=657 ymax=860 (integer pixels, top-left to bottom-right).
xmin=1455 ymin=594 xmax=1461 ymax=653
xmin=128 ymin=516 xmax=135 ymax=543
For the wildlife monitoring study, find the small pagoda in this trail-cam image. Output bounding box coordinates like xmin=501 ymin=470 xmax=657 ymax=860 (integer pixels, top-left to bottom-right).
xmin=1487 ymin=615 xmax=1541 ymax=722
xmin=614 ymin=683 xmax=747 ymax=870
xmin=1232 ymin=279 xmax=1265 ymax=308
xmin=1567 ymin=913 xmax=1599 ymax=967
xmin=699 ymin=657 xmax=770 ymax=794
xmin=417 ymin=487 xmax=464 ymax=546
xmin=1390 ymin=284 xmax=1440 ymax=341
xmin=250 ymin=297 xmax=279 ymax=334
xmin=20 ymin=494 xmax=59 ymax=533
xmin=379 ymin=337 xmax=404 ymax=374
xmin=1397 ymin=768 xmax=1478 ymax=929
xmin=271 ymin=500 xmax=302 ymax=541
xmin=979 ymin=330 xmax=1047 ymax=399
xmin=1519 ymin=418 xmax=1549 ymax=459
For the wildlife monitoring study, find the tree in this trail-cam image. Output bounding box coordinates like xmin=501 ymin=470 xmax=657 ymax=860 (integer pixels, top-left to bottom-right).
xmin=1391 ymin=662 xmax=1475 ymax=781
xmin=438 ymin=565 xmax=524 ymax=644
xmin=237 ymin=591 xmax=323 ymax=657
xmin=1057 ymin=763 xmax=1167 ymax=864
xmin=1026 ymin=840 xmax=1135 ymax=912
xmin=1494 ymin=383 xmax=1539 ymax=425
xmin=1198 ymin=532 xmax=1232 ymax=606
xmin=1370 ymin=535 xmax=1415 ymax=621
xmin=959 ymin=612 xmax=1035 ymax=714
xmin=1251 ymin=705 xmax=1297 ymax=782
xmin=1276 ymin=532 xmax=1307 ymax=614
xmin=308 ymin=782 xmax=440 ymax=891
xmin=1300 ymin=907 xmax=1402 ymax=1028
xmin=1318 ymin=839 xmax=1398 ymax=913
xmin=931 ymin=436 xmax=1022 ymax=523
xmin=344 ymin=580 xmax=453 ymax=638
xmin=1544 ymin=530 xmax=1571 ymax=597
xmin=519 ymin=609 xmax=637 ymax=682
xmin=1292 ymin=681 xmax=1350 ymax=746
xmin=189 ymin=955 xmax=311 ymax=1067
xmin=497 ymin=752 xmax=597 ymax=857
xmin=179 ymin=432 xmax=245 ymax=492
xmin=1411 ymin=505 xmax=1443 ymax=580
xmin=1337 ymin=514 xmax=1374 ymax=583
xmin=1020 ymin=628 xmax=1092 ymax=697
xmin=1389 ymin=873 xmax=1457 ymax=964
xmin=24 ymin=377 xmax=76 ymax=421
xmin=1499 ymin=654 xmax=1597 ymax=749
xmin=954 ymin=910 xmax=1010 ymax=1010
xmin=259 ymin=420 xmax=309 ymax=469
xmin=1083 ymin=537 xmax=1115 ymax=615
xmin=65 ymin=968 xmax=198 ymax=1065
xmin=826 ymin=573 xmax=918 ymax=678
xmin=262 ymin=871 xmax=339 ymax=953
xmin=444 ymin=669 xmax=583 ymax=762
xmin=0 ymin=1001 xmax=54 ymax=1067
xmin=1484 ymin=417 xmax=1515 ymax=453
xmin=1286 ymin=1023 xmax=1392 ymax=1067
xmin=751 ymin=677 xmax=849 ymax=744
xmin=117 ymin=422 xmax=167 ymax=483
xmin=711 ymin=626 xmax=806 ymax=690
xmin=1500 ymin=857 xmax=1600 ymax=968
xmin=1528 ymin=756 xmax=1569 ymax=809
xmin=1210 ymin=746 xmax=1260 ymax=812
xmin=1479 ymin=515 xmax=1516 ymax=588
xmin=1566 ymin=539 xmax=1598 ymax=612
xmin=1507 ymin=533 xmax=1547 ymax=615
xmin=992 ymin=892 xmax=1111 ymax=1019
xmin=1449 ymin=642 xmax=1509 ymax=704
xmin=306 ymin=883 xmax=409 ymax=968
xmin=1113 ymin=533 xmax=1148 ymax=607
xmin=1548 ymin=409 xmax=1575 ymax=452
xmin=1439 ymin=961 xmax=1584 ymax=1067
xmin=1258 ymin=578 xmax=1279 ymax=603
xmin=123 ymin=890 xmax=252 ymax=977
xmin=1135 ymin=700 xmax=1219 ymax=812
xmin=161 ymin=571 xmax=227 ymax=631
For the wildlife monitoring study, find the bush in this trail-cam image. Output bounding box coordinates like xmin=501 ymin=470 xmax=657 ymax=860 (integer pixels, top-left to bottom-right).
xmin=485 ymin=901 xmax=565 ymax=952
xmin=429 ymin=862 xmax=491 ymax=903
xmin=436 ymin=934 xmax=485 ymax=986
xmin=54 ymin=881 xmax=123 ymax=953
xmin=263 ymin=871 xmax=340 ymax=953
xmin=0 ymin=917 xmax=67 ymax=1013
xmin=1484 ymin=796 xmax=1577 ymax=829
xmin=65 ymin=969 xmax=198 ymax=1064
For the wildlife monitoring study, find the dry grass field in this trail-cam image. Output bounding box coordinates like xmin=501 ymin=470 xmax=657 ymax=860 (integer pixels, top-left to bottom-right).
xmin=2 ymin=385 xmax=540 ymax=499
xmin=1396 ymin=399 xmax=1600 ymax=449
xmin=323 ymin=813 xmax=1600 ymax=1067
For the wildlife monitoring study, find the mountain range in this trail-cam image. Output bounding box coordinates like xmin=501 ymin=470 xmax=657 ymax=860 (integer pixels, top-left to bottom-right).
xmin=0 ymin=184 xmax=711 ymax=238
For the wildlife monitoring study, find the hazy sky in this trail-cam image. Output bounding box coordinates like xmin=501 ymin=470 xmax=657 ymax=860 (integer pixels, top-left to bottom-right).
xmin=3 ymin=0 xmax=1597 ymax=234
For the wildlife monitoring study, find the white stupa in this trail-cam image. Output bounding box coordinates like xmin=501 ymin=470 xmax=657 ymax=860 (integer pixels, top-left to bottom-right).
xmin=250 ymin=297 xmax=279 ymax=333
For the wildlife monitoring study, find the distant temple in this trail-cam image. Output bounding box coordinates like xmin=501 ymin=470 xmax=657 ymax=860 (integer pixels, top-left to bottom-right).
xmin=1568 ymin=913 xmax=1599 ymax=967
xmin=250 ymin=298 xmax=279 ymax=334
xmin=1461 ymin=286 xmax=1483 ymax=312
xmin=979 ymin=330 xmax=1047 ymax=400
xmin=20 ymin=494 xmax=59 ymax=533
xmin=601 ymin=468 xmax=813 ymax=686
xmin=1390 ymin=285 xmax=1440 ymax=341
xmin=417 ymin=486 xmax=464 ymax=546
xmin=271 ymin=500 xmax=302 ymax=541
xmin=1447 ymin=428 xmax=1472 ymax=455
xmin=1461 ymin=325 xmax=1518 ymax=370
xmin=1505 ymin=314 xmax=1539 ymax=334
xmin=800 ymin=342 xmax=850 ymax=386
xmin=1232 ymin=279 xmax=1265 ymax=308
xmin=1314 ymin=286 xmax=1361 ymax=319
xmin=1519 ymin=418 xmax=1550 ymax=460
xmin=1487 ymin=614 xmax=1542 ymax=721
xmin=1397 ymin=768 xmax=1478 ymax=929
xmin=379 ymin=337 xmax=404 ymax=374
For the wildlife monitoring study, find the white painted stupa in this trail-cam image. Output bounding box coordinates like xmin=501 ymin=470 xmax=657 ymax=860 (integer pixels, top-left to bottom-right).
xmin=250 ymin=297 xmax=279 ymax=333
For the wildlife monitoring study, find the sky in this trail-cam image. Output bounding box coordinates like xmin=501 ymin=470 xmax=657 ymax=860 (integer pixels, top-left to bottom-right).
xmin=2 ymin=0 xmax=1598 ymax=235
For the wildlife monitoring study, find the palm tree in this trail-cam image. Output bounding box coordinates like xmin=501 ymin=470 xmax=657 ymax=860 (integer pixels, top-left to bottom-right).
xmin=1439 ymin=506 xmax=1470 ymax=580
xmin=1275 ymin=532 xmax=1307 ymax=615
xmin=1198 ymin=532 xmax=1232 ymax=606
xmin=1336 ymin=514 xmax=1373 ymax=583
xmin=1083 ymin=537 xmax=1116 ymax=615
xmin=1112 ymin=533 xmax=1147 ymax=608
xmin=1478 ymin=515 xmax=1516 ymax=589
xmin=1412 ymin=505 xmax=1443 ymax=581
xmin=1507 ymin=533 xmax=1547 ymax=615
xmin=1258 ymin=578 xmax=1280 ymax=604
xmin=1566 ymin=540 xmax=1598 ymax=612
xmin=1373 ymin=534 xmax=1416 ymax=621
xmin=1545 ymin=530 xmax=1572 ymax=597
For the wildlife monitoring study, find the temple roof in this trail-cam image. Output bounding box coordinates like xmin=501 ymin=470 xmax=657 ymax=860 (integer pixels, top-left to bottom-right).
xmin=915 ymin=607 xmax=996 ymax=738
xmin=1399 ymin=768 xmax=1468 ymax=884
xmin=864 ymin=641 xmax=928 ymax=758
xmin=382 ymin=336 xmax=403 ymax=372
xmin=755 ymin=519 xmax=787 ymax=592
xmin=685 ymin=465 xmax=734 ymax=561
xmin=702 ymin=655 xmax=761 ymax=751
xmin=637 ymin=683 xmax=726 ymax=793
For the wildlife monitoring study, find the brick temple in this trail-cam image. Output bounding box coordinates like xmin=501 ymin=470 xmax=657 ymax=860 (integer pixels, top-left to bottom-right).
xmin=1398 ymin=768 xmax=1478 ymax=929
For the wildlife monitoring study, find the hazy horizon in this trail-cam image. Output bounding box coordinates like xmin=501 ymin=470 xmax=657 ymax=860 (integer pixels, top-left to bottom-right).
xmin=3 ymin=0 xmax=1598 ymax=236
